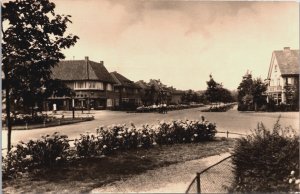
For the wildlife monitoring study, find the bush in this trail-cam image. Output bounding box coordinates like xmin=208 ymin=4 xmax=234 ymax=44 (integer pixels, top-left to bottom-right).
xmin=136 ymin=104 xmax=204 ymax=113
xmin=2 ymin=132 xmax=70 ymax=178
xmin=231 ymin=120 xmax=299 ymax=192
xmin=2 ymin=113 xmax=55 ymax=125
xmin=74 ymin=118 xmax=217 ymax=157
xmin=3 ymin=117 xmax=217 ymax=179
xmin=201 ymin=103 xmax=235 ymax=112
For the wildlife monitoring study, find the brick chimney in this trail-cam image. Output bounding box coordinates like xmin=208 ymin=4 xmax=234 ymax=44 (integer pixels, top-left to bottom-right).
xmin=85 ymin=56 xmax=89 ymax=80
xmin=283 ymin=47 xmax=291 ymax=56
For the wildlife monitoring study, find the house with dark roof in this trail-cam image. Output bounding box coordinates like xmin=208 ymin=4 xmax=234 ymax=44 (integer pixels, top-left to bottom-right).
xmin=110 ymin=71 xmax=142 ymax=110
xmin=50 ymin=57 xmax=117 ymax=110
xmin=266 ymin=47 xmax=299 ymax=104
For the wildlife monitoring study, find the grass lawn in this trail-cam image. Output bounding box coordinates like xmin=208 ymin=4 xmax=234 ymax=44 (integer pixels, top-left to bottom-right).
xmin=3 ymin=138 xmax=236 ymax=193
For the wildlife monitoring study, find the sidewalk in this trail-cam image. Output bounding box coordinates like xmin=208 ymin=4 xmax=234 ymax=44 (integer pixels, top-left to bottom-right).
xmin=91 ymin=152 xmax=232 ymax=193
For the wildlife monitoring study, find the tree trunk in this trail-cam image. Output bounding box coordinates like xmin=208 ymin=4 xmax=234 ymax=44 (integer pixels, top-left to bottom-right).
xmin=4 ymin=62 xmax=12 ymax=153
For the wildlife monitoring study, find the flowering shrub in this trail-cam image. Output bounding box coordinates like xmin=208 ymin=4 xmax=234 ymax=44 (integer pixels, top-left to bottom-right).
xmin=2 ymin=132 xmax=70 ymax=178
xmin=231 ymin=120 xmax=299 ymax=192
xmin=2 ymin=113 xmax=55 ymax=125
xmin=3 ymin=117 xmax=217 ymax=179
xmin=136 ymin=104 xmax=204 ymax=113
xmin=287 ymin=170 xmax=300 ymax=192
xmin=201 ymin=103 xmax=235 ymax=112
xmin=74 ymin=118 xmax=216 ymax=157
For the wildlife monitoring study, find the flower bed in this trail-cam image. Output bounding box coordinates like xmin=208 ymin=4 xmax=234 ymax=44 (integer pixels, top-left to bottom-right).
xmin=201 ymin=103 xmax=235 ymax=112
xmin=2 ymin=113 xmax=55 ymax=125
xmin=2 ymin=118 xmax=217 ymax=178
xmin=136 ymin=104 xmax=204 ymax=113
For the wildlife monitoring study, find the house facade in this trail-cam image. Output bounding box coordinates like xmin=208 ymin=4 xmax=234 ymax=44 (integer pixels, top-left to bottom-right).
xmin=50 ymin=57 xmax=117 ymax=110
xmin=110 ymin=71 xmax=142 ymax=110
xmin=266 ymin=47 xmax=299 ymax=104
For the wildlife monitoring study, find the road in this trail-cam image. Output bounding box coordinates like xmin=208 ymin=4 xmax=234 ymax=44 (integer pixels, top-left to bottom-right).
xmin=2 ymin=106 xmax=299 ymax=149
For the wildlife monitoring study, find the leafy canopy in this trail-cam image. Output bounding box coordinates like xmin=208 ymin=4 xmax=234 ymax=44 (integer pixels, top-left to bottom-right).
xmin=2 ymin=0 xmax=79 ymax=110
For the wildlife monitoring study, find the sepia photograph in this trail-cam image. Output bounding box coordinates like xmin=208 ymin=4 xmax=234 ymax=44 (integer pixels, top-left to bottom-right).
xmin=1 ymin=0 xmax=299 ymax=193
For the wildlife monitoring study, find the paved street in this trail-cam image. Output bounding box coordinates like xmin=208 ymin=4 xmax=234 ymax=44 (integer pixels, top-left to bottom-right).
xmin=2 ymin=106 xmax=299 ymax=149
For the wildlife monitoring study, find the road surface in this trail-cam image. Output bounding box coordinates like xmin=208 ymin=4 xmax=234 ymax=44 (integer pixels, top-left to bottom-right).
xmin=2 ymin=106 xmax=299 ymax=149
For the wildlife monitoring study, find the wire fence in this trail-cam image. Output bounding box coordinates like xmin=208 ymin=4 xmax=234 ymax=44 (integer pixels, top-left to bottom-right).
xmin=186 ymin=155 xmax=234 ymax=194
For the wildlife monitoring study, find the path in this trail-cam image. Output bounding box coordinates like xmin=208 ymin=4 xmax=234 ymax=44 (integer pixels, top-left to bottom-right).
xmin=91 ymin=152 xmax=232 ymax=193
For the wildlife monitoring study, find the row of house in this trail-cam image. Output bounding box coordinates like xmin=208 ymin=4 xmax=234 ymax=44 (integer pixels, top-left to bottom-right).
xmin=266 ymin=47 xmax=299 ymax=105
xmin=49 ymin=57 xmax=185 ymax=110
xmin=46 ymin=47 xmax=298 ymax=111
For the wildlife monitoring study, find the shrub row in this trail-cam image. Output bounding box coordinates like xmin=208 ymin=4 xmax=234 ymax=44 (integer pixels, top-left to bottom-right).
xmin=2 ymin=113 xmax=55 ymax=125
xmin=2 ymin=118 xmax=216 ymax=179
xmin=136 ymin=104 xmax=204 ymax=113
xmin=231 ymin=121 xmax=299 ymax=192
xmin=201 ymin=103 xmax=235 ymax=112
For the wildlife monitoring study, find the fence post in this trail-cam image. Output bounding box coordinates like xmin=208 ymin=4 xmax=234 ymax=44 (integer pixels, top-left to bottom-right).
xmin=196 ymin=173 xmax=201 ymax=194
xmin=226 ymin=130 xmax=229 ymax=138
xmin=25 ymin=122 xmax=28 ymax=130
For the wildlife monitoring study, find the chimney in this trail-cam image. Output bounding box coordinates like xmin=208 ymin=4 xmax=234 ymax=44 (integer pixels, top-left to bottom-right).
xmin=85 ymin=56 xmax=89 ymax=80
xmin=100 ymin=61 xmax=103 ymax=65
xmin=283 ymin=47 xmax=291 ymax=55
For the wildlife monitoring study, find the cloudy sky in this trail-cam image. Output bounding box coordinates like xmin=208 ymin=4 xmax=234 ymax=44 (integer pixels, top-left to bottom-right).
xmin=53 ymin=0 xmax=299 ymax=90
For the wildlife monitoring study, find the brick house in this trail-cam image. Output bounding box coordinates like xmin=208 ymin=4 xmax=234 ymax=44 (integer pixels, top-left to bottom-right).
xmin=50 ymin=57 xmax=117 ymax=110
xmin=266 ymin=47 xmax=299 ymax=104
xmin=110 ymin=71 xmax=142 ymax=110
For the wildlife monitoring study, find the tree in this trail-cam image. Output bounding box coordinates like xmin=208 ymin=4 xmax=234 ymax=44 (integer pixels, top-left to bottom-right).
xmin=2 ymin=0 xmax=79 ymax=152
xmin=237 ymin=72 xmax=267 ymax=111
xmin=205 ymin=74 xmax=222 ymax=104
xmin=204 ymin=74 xmax=233 ymax=104
xmin=252 ymin=78 xmax=267 ymax=111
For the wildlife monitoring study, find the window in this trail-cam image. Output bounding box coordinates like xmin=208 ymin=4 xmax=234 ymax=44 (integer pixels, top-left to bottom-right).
xmin=74 ymin=81 xmax=86 ymax=89
xmin=89 ymin=82 xmax=96 ymax=89
xmin=107 ymin=83 xmax=113 ymax=91
xmin=107 ymin=99 xmax=113 ymax=107
xmin=122 ymin=98 xmax=129 ymax=102
xmin=95 ymin=82 xmax=104 ymax=90
xmin=287 ymin=78 xmax=292 ymax=85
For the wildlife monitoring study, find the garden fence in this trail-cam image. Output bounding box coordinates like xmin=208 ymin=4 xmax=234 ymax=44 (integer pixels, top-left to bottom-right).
xmin=185 ymin=155 xmax=234 ymax=194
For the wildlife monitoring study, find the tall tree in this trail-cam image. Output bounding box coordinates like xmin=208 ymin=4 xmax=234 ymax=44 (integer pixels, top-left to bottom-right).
xmin=237 ymin=72 xmax=267 ymax=111
xmin=2 ymin=0 xmax=79 ymax=152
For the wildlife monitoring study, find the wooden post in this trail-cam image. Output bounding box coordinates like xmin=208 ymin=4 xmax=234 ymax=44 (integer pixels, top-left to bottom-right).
xmin=196 ymin=173 xmax=201 ymax=194
xmin=226 ymin=130 xmax=229 ymax=138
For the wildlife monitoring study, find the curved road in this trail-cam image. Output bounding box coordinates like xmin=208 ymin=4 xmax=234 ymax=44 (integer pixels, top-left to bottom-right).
xmin=2 ymin=106 xmax=299 ymax=149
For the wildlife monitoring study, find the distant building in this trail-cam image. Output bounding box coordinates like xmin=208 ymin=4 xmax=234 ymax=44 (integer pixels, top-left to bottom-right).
xmin=50 ymin=57 xmax=117 ymax=110
xmin=266 ymin=47 xmax=299 ymax=104
xmin=110 ymin=71 xmax=142 ymax=109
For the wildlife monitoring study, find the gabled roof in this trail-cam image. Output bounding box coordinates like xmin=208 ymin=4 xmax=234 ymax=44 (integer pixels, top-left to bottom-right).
xmin=51 ymin=59 xmax=116 ymax=83
xmin=110 ymin=71 xmax=140 ymax=88
xmin=136 ymin=80 xmax=149 ymax=89
xmin=273 ymin=49 xmax=299 ymax=75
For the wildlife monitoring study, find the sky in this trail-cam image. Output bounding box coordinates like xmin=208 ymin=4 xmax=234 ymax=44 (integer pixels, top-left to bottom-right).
xmin=52 ymin=0 xmax=299 ymax=91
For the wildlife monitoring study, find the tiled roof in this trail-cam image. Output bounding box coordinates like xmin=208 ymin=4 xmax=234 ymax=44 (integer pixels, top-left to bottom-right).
xmin=110 ymin=71 xmax=140 ymax=88
xmin=51 ymin=60 xmax=116 ymax=83
xmin=135 ymin=80 xmax=149 ymax=89
xmin=274 ymin=49 xmax=299 ymax=75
